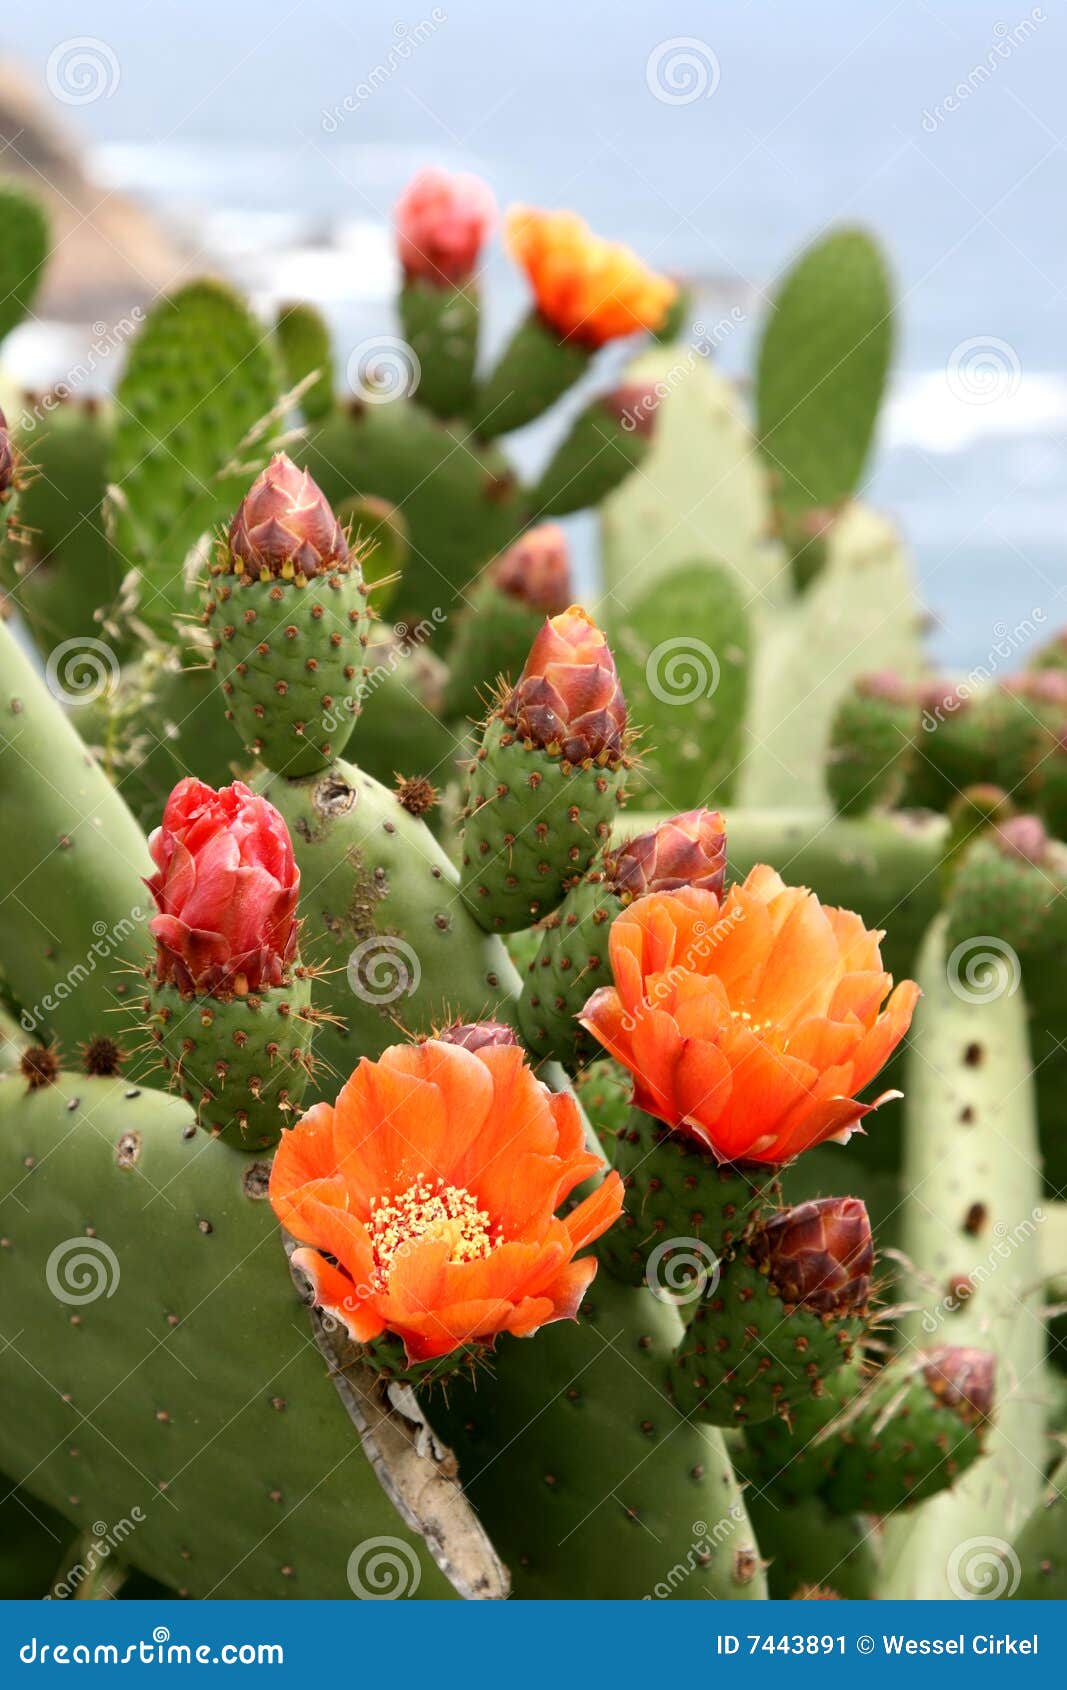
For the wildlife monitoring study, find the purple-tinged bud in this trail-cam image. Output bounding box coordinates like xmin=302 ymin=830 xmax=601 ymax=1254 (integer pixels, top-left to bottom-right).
xmin=494 ymin=524 xmax=572 ymax=614
xmin=994 ymin=813 xmax=1049 ymax=865
xmin=921 ymin=1346 xmax=995 ymax=1426
xmin=507 ymin=607 xmax=627 ymax=765
xmin=227 ymin=453 xmax=347 ymax=580
xmin=436 ymin=1020 xmax=519 ymax=1053
xmin=753 ymin=1196 xmax=873 ymax=1316
xmin=604 ymin=809 xmax=727 ymax=902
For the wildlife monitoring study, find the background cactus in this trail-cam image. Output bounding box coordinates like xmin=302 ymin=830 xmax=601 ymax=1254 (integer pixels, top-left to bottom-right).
xmin=0 ymin=160 xmax=1063 ymax=1610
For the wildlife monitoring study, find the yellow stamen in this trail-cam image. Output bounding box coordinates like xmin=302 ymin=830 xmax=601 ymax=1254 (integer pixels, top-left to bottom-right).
xmin=369 ymin=1177 xmax=497 ymax=1288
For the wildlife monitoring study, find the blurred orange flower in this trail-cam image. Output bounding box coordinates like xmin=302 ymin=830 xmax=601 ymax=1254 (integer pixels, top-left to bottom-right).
xmin=580 ymin=868 xmax=919 ymax=1165
xmin=506 ymin=206 xmax=676 ymax=347
xmin=270 ymin=1039 xmax=622 ymax=1364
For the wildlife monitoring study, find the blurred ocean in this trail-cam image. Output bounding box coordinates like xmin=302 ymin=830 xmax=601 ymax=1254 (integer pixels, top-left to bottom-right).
xmin=5 ymin=0 xmax=1066 ymax=669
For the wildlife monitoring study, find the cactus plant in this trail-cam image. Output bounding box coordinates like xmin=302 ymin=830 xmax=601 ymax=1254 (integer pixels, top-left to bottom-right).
xmin=0 ymin=167 xmax=1062 ymax=1609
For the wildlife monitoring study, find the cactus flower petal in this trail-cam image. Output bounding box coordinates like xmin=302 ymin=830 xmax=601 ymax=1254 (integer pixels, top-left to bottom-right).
xmin=269 ymin=1039 xmax=623 ymax=1367
xmin=146 ymin=777 xmax=300 ymax=995
xmin=581 ymin=870 xmax=919 ymax=1165
xmin=506 ymin=205 xmax=676 ymax=346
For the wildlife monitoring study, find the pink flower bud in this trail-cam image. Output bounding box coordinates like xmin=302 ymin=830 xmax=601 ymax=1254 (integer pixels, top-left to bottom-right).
xmin=147 ymin=778 xmax=300 ymax=996
xmin=395 ymin=167 xmax=496 ymax=288
xmin=228 ymin=453 xmax=347 ymax=580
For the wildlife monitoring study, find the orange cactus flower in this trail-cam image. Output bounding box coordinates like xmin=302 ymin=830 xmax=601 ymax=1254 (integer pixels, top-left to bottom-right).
xmin=580 ymin=868 xmax=920 ymax=1166
xmin=505 ymin=205 xmax=676 ymax=347
xmin=269 ymin=1038 xmax=623 ymax=1365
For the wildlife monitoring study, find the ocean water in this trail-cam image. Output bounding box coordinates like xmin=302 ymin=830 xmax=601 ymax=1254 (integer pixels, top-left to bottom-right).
xmin=6 ymin=0 xmax=1066 ymax=670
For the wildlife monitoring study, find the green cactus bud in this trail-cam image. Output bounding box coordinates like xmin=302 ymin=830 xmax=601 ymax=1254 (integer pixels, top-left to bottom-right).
xmin=518 ymin=808 xmax=727 ymax=1067
xmin=335 ymin=493 xmax=408 ymax=616
xmin=740 ymin=1360 xmax=864 ymax=1502
xmin=460 ymin=608 xmax=629 ymax=931
xmin=443 ymin=524 xmax=572 ymax=723
xmin=670 ymin=1197 xmax=873 ymax=1427
xmin=825 ymin=1346 xmax=995 ymax=1515
xmin=206 ymin=454 xmax=372 ymax=775
xmin=599 ymin=1107 xmax=776 ymax=1291
xmin=826 ymin=671 xmax=916 ymax=816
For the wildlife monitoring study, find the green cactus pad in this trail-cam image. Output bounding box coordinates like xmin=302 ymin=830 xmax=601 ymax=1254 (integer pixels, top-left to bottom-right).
xmin=6 ymin=398 xmax=124 ymax=660
xmin=206 ymin=553 xmax=371 ymax=776
xmin=442 ymin=580 xmax=545 ymax=725
xmin=142 ymin=971 xmax=314 ymax=1150
xmin=944 ymin=835 xmax=1063 ymax=962
xmin=610 ymin=560 xmax=750 ymax=810
xmin=258 ymin=760 xmax=519 ymax=1083
xmin=517 ymin=874 xmax=616 ymax=1064
xmin=472 ymin=311 xmax=590 ymax=439
xmin=747 ymin=1491 xmax=878 ymax=1600
xmin=436 ymin=1269 xmax=767 ymax=1599
xmin=825 ymin=1354 xmax=991 ymax=1516
xmin=573 ymin=1057 xmax=632 ymax=1144
xmin=0 ymin=619 xmax=152 ymax=1049
xmin=1008 ymin=1455 xmax=1067 ymax=1599
xmin=301 ymin=400 xmax=526 ymax=631
xmin=69 ymin=647 xmax=244 ymax=831
xmin=399 ymin=279 xmax=479 ymax=419
xmin=670 ymin=1247 xmax=865 ymax=1428
xmin=600 ymin=1108 xmax=775 ymax=1290
xmin=0 ymin=1071 xmax=466 ymax=1599
xmin=531 ymin=393 xmax=650 ymax=517
xmin=275 ymin=300 xmax=335 ymax=422
xmin=827 ymin=680 xmax=917 ymax=816
xmin=109 ymin=278 xmax=283 ymax=637
xmin=0 ymin=183 xmax=49 ymax=346
xmin=756 ymin=226 xmax=893 ymax=517
xmin=460 ymin=716 xmax=626 ymax=932
xmin=739 ymin=1361 xmax=863 ymax=1504
xmin=336 ymin=495 xmax=408 ymax=618
xmin=350 ymin=637 xmax=458 ymax=796
xmin=907 ymin=685 xmax=1054 ymax=811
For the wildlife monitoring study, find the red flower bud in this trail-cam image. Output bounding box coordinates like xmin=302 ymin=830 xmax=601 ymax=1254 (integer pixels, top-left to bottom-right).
xmin=147 ymin=778 xmax=300 ymax=996
xmin=228 ymin=453 xmax=347 ymax=580
xmin=857 ymin=669 xmax=912 ymax=705
xmin=0 ymin=405 xmax=14 ymax=497
xmin=494 ymin=524 xmax=572 ymax=614
xmin=604 ymin=809 xmax=727 ymax=901
xmin=506 ymin=606 xmax=627 ymax=764
xmin=395 ymin=166 xmax=496 ymax=288
xmin=753 ymin=1196 xmax=873 ymax=1316
xmin=922 ymin=1346 xmax=996 ymax=1425
xmin=436 ymin=1020 xmax=519 ymax=1053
